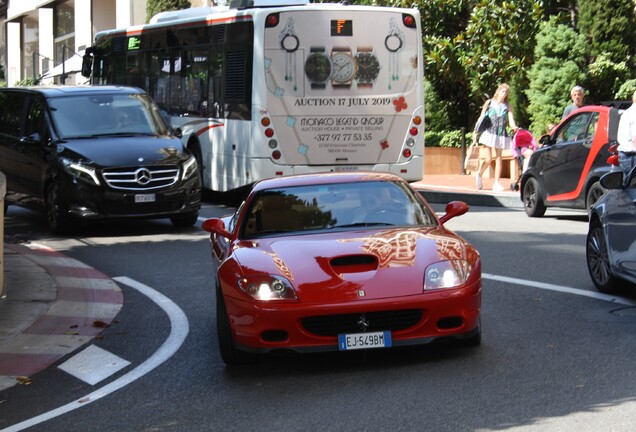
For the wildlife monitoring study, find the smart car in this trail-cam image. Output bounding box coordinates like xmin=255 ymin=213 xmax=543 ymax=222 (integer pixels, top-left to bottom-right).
xmin=0 ymin=86 xmax=201 ymax=233
xmin=202 ymin=172 xmax=482 ymax=364
xmin=520 ymin=105 xmax=621 ymax=217
xmin=586 ymin=168 xmax=636 ymax=293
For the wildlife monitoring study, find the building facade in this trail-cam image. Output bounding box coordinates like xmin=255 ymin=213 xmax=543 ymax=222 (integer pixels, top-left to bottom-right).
xmin=2 ymin=0 xmax=208 ymax=86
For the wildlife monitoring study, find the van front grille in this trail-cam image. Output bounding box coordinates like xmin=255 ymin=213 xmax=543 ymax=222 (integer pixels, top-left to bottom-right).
xmin=102 ymin=166 xmax=179 ymax=191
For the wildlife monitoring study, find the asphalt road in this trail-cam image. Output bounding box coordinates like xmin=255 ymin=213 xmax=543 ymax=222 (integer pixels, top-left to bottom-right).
xmin=2 ymin=202 xmax=636 ymax=432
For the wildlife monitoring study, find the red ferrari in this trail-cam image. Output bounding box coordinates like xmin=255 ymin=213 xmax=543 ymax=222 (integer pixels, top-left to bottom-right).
xmin=202 ymin=172 xmax=482 ymax=364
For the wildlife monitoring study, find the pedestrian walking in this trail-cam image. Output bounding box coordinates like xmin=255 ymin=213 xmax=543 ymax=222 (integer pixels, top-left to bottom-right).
xmin=474 ymin=83 xmax=519 ymax=191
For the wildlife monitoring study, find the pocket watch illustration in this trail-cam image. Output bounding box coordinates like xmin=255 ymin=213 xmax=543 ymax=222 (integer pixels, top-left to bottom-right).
xmin=355 ymin=47 xmax=380 ymax=88
xmin=279 ymin=17 xmax=300 ymax=90
xmin=330 ymin=47 xmax=356 ymax=88
xmin=304 ymin=47 xmax=331 ymax=89
xmin=385 ymin=17 xmax=405 ymax=89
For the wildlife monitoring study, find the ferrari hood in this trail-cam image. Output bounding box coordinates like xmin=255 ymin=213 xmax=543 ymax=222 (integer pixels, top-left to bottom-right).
xmin=232 ymin=228 xmax=474 ymax=303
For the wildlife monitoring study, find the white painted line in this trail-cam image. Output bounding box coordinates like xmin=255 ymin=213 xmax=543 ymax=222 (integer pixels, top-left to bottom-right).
xmin=0 ymin=277 xmax=189 ymax=432
xmin=483 ymin=273 xmax=636 ymax=306
xmin=57 ymin=345 xmax=131 ymax=386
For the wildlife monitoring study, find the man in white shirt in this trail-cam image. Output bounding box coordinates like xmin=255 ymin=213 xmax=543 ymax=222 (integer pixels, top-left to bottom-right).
xmin=562 ymin=85 xmax=585 ymax=119
xmin=617 ymin=90 xmax=636 ymax=176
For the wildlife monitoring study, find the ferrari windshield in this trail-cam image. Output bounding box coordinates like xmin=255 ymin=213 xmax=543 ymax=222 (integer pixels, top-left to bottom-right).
xmin=49 ymin=93 xmax=170 ymax=139
xmin=241 ymin=180 xmax=437 ymax=238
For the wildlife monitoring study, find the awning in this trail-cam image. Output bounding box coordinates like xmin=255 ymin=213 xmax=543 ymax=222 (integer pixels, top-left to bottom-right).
xmin=41 ymin=50 xmax=85 ymax=79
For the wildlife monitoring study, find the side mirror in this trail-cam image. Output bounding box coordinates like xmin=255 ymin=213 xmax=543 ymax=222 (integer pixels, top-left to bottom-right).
xmin=81 ymin=53 xmax=92 ymax=78
xmin=539 ymin=134 xmax=551 ymax=146
xmin=172 ymin=127 xmax=183 ymax=139
xmin=599 ymin=170 xmax=623 ymax=190
xmin=202 ymin=218 xmax=232 ymax=238
xmin=20 ymin=133 xmax=42 ymax=145
xmin=439 ymin=201 xmax=469 ymax=225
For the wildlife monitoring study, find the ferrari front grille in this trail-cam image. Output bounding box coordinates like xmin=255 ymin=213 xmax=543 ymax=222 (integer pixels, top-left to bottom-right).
xmin=301 ymin=309 xmax=423 ymax=336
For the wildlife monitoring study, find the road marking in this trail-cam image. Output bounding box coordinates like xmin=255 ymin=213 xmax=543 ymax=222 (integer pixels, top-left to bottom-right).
xmin=57 ymin=345 xmax=131 ymax=386
xmin=1 ymin=277 xmax=189 ymax=432
xmin=483 ymin=273 xmax=636 ymax=306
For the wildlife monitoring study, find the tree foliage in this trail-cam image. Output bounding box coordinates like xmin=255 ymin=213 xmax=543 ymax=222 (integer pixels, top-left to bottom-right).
xmin=525 ymin=17 xmax=585 ymax=136
xmin=146 ymin=0 xmax=191 ymax=23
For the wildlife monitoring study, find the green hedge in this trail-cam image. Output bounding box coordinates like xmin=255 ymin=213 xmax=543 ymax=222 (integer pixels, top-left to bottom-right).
xmin=425 ymin=130 xmax=473 ymax=148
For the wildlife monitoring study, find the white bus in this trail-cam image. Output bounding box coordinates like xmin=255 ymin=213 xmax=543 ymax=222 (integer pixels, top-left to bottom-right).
xmin=83 ymin=0 xmax=424 ymax=192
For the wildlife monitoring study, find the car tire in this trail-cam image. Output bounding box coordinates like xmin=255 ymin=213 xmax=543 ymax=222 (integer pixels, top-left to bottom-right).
xmin=586 ymin=181 xmax=605 ymax=212
xmin=523 ymin=177 xmax=546 ymax=217
xmin=586 ymin=221 xmax=624 ymax=293
xmin=170 ymin=212 xmax=198 ymax=227
xmin=45 ymin=182 xmax=70 ymax=234
xmin=216 ymin=288 xmax=254 ymax=365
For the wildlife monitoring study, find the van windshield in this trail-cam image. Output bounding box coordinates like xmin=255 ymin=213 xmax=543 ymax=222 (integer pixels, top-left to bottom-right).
xmin=48 ymin=94 xmax=170 ymax=139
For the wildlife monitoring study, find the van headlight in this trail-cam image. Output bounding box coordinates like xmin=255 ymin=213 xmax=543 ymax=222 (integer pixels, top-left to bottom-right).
xmin=424 ymin=260 xmax=472 ymax=290
xmin=182 ymin=156 xmax=198 ymax=180
xmin=61 ymin=158 xmax=100 ymax=186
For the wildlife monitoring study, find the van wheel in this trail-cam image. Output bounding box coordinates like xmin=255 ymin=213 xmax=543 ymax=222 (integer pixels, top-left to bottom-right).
xmin=586 ymin=181 xmax=605 ymax=211
xmin=46 ymin=182 xmax=70 ymax=234
xmin=523 ymin=177 xmax=546 ymax=217
xmin=170 ymin=212 xmax=198 ymax=227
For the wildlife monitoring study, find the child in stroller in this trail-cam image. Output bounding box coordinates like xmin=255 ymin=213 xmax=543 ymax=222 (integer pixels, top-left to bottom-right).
xmin=510 ymin=128 xmax=538 ymax=191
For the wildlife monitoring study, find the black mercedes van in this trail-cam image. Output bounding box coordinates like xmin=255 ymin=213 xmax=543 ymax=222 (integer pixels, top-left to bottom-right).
xmin=0 ymin=86 xmax=201 ymax=233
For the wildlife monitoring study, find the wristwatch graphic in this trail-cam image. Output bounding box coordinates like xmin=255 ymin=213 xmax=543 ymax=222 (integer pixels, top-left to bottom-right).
xmin=355 ymin=47 xmax=380 ymax=88
xmin=304 ymin=47 xmax=331 ymax=90
xmin=330 ymin=47 xmax=356 ymax=88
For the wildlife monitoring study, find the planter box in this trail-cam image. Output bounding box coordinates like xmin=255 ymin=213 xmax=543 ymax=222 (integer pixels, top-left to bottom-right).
xmin=423 ymin=147 xmax=462 ymax=175
xmin=423 ymin=146 xmax=515 ymax=178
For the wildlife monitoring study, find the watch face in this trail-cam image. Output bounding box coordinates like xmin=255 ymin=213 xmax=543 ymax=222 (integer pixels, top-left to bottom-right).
xmin=355 ymin=52 xmax=380 ymax=82
xmin=331 ymin=52 xmax=356 ymax=84
xmin=385 ymin=34 xmax=403 ymax=52
xmin=281 ymin=34 xmax=299 ymax=52
xmin=305 ymin=52 xmax=331 ymax=83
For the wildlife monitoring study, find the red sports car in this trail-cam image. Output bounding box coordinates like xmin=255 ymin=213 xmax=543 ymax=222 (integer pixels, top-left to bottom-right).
xmin=202 ymin=172 xmax=482 ymax=364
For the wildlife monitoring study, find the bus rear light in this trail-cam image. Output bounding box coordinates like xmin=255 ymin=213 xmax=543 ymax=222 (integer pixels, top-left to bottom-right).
xmin=272 ymin=150 xmax=281 ymax=160
xmin=402 ymin=14 xmax=416 ymax=28
xmin=402 ymin=149 xmax=412 ymax=158
xmin=265 ymin=128 xmax=274 ymax=138
xmin=412 ymin=116 xmax=422 ymax=125
xmin=409 ymin=127 xmax=418 ymax=136
xmin=268 ymin=139 xmax=278 ymax=149
xmin=265 ymin=14 xmax=279 ymax=27
xmin=405 ymin=137 xmax=415 ymax=147
xmin=261 ymin=117 xmax=271 ymax=126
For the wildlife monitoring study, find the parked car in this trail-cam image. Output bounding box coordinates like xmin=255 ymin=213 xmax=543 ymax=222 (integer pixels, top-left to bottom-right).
xmin=586 ymin=168 xmax=636 ymax=293
xmin=202 ymin=171 xmax=482 ymax=364
xmin=520 ymin=105 xmax=621 ymax=217
xmin=0 ymin=85 xmax=201 ymax=233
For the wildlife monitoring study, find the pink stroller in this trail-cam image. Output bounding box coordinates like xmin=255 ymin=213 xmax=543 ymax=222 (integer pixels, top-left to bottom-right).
xmin=510 ymin=129 xmax=538 ymax=191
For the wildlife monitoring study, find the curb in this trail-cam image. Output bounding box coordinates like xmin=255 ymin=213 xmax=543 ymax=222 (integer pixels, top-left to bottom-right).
xmin=0 ymin=243 xmax=123 ymax=392
xmin=415 ymin=187 xmax=523 ymax=209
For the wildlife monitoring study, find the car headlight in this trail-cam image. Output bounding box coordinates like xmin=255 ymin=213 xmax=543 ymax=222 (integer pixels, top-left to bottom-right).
xmin=237 ymin=275 xmax=297 ymax=301
xmin=182 ymin=156 xmax=198 ymax=180
xmin=424 ymin=260 xmax=472 ymax=290
xmin=61 ymin=158 xmax=100 ymax=186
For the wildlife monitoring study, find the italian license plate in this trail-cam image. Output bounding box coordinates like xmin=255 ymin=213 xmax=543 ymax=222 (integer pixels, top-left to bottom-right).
xmin=338 ymin=331 xmax=392 ymax=351
xmin=134 ymin=194 xmax=156 ymax=203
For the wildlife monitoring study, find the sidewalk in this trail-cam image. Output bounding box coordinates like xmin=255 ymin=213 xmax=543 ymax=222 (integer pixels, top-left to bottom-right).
xmin=0 ymin=243 xmax=123 ymax=392
xmin=412 ymin=174 xmax=523 ymax=209
xmin=0 ymin=174 xmax=519 ymax=393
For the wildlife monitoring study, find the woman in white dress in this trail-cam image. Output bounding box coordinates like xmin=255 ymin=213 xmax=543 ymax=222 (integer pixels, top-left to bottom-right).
xmin=474 ymin=83 xmax=518 ymax=191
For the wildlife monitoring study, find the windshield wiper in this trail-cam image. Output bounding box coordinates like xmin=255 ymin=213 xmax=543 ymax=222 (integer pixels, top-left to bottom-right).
xmin=328 ymin=222 xmax=394 ymax=229
xmin=89 ymin=132 xmax=156 ymax=137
